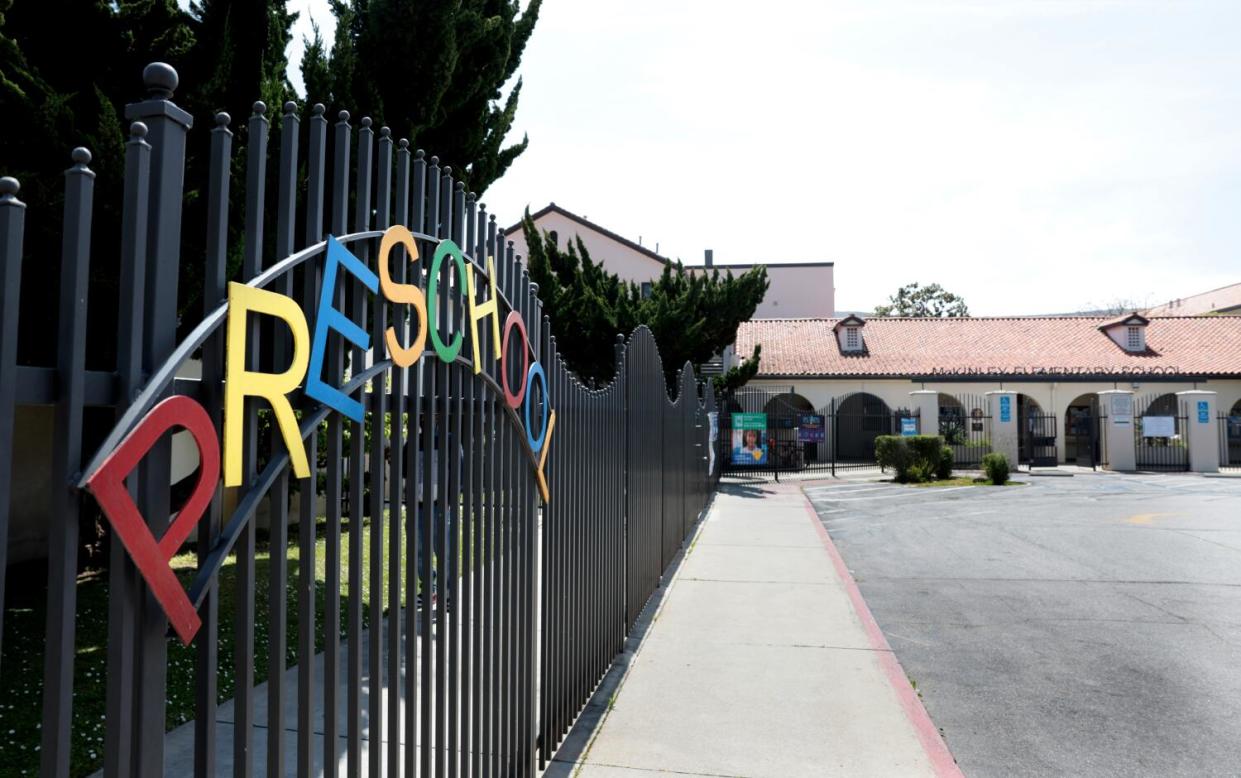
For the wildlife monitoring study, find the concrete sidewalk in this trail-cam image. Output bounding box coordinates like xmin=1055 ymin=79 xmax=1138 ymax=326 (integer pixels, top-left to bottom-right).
xmin=562 ymin=481 xmax=962 ymax=778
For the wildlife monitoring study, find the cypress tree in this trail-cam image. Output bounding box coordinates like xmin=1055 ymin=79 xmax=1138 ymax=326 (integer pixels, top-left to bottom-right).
xmin=304 ymin=0 xmax=541 ymax=194
xmin=522 ymin=213 xmax=769 ymax=392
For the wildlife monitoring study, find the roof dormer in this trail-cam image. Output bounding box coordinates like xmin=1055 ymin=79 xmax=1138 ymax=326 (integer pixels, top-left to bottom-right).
xmin=1098 ymin=312 xmax=1149 ymax=353
xmin=833 ymin=315 xmax=866 ymax=353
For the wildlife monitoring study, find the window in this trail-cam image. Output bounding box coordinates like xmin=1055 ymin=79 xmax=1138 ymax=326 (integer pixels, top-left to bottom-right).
xmin=640 ymin=281 xmax=653 ymax=299
xmin=846 ymin=327 xmax=859 ymax=350
xmin=1126 ymin=325 xmax=1142 ymax=351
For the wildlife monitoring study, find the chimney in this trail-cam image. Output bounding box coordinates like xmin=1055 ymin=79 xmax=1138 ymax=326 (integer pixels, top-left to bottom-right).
xmin=705 ymin=249 xmax=714 ymax=268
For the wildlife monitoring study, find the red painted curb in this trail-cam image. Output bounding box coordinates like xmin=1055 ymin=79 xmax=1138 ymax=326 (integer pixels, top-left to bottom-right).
xmin=800 ymin=491 xmax=965 ymax=778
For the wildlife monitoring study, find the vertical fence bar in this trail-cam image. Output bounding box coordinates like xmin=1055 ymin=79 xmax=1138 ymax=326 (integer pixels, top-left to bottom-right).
xmin=324 ymin=108 xmax=352 ymax=777
xmin=194 ymin=112 xmax=229 ymax=778
xmin=104 ymin=122 xmax=149 ymax=778
xmin=356 ymin=116 xmax=386 ymax=778
xmin=125 ymin=64 xmax=192 ymax=778
xmin=421 ymin=153 xmax=439 ymax=778
xmin=406 ymin=147 xmax=426 ymax=778
xmin=385 ymin=131 xmax=405 ymax=778
xmin=264 ymin=100 xmax=299 ymax=778
xmin=38 ymin=146 xmax=94 ymax=778
xmin=298 ymin=102 xmax=326 ymax=778
xmin=434 ymin=164 xmax=452 ymax=778
xmin=347 ymin=115 xmax=374 ymax=778
xmin=0 ymin=175 xmax=24 ymax=679
xmin=233 ymin=100 xmax=270 ymax=778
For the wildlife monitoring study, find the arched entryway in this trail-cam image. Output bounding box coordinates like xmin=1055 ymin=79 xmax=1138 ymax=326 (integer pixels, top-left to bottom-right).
xmin=764 ymin=393 xmax=819 ymax=469
xmin=1225 ymin=399 xmax=1241 ymax=468
xmin=937 ymin=393 xmax=989 ymax=466
xmin=1064 ymin=393 xmax=1100 ymax=465
xmin=1135 ymin=392 xmax=1188 ymax=471
xmin=1017 ymin=395 xmax=1055 ymax=466
xmin=834 ymin=392 xmax=892 ymax=461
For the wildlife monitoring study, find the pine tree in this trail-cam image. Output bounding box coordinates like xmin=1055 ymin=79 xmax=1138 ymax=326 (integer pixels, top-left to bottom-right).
xmin=523 ymin=213 xmax=769 ymax=391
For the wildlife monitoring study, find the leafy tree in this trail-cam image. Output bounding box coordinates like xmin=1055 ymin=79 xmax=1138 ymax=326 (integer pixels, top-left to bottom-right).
xmin=522 ymin=213 xmax=769 ymax=392
xmin=714 ymin=344 xmax=761 ymax=394
xmin=873 ymin=282 xmax=969 ymax=317
xmin=301 ymin=0 xmax=541 ymax=194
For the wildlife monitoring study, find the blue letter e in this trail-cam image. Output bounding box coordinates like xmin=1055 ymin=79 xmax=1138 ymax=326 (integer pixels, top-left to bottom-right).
xmin=305 ymin=236 xmax=380 ymax=421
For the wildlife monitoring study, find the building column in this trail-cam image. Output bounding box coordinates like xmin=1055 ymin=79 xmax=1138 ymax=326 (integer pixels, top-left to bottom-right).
xmin=985 ymin=390 xmax=1019 ymax=466
xmin=1098 ymin=390 xmax=1136 ymax=471
xmin=909 ymin=390 xmax=938 ymax=435
xmin=1177 ymin=390 xmax=1219 ymax=473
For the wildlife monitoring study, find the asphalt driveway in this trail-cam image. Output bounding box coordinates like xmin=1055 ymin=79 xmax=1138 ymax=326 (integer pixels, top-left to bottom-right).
xmin=807 ymin=473 xmax=1241 ymax=778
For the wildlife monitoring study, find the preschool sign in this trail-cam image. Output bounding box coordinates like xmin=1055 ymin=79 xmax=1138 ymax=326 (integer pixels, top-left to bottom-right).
xmin=81 ymin=227 xmax=555 ymax=644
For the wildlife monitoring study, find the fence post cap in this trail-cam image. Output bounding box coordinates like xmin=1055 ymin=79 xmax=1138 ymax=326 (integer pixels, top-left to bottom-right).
xmin=312 ymin=103 xmax=326 ymax=116
xmin=213 ymin=112 xmax=230 ymax=127
xmin=283 ymin=101 xmax=297 ymax=116
xmin=0 ymin=176 xmax=19 ymax=196
xmin=71 ymin=147 xmax=92 ymax=165
xmin=143 ymin=62 xmax=178 ymax=97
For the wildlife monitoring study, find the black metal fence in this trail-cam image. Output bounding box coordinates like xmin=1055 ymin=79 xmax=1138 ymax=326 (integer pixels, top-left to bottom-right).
xmin=1134 ymin=394 xmax=1189 ymax=472
xmin=1219 ymin=413 xmax=1241 ymax=471
xmin=938 ymin=393 xmax=991 ymax=467
xmin=1019 ymin=412 xmax=1059 ymax=468
xmin=0 ymin=63 xmax=717 ymax=778
xmin=717 ymin=388 xmax=918 ymax=478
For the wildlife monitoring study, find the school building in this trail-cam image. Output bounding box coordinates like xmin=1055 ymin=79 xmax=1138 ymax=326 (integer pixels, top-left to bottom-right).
xmin=731 ymin=313 xmax=1241 ymax=472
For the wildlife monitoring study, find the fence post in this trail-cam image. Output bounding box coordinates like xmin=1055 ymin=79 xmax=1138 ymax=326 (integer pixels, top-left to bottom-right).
xmin=0 ymin=176 xmax=25 ymax=673
xmin=40 ymin=146 xmax=95 ymax=778
xmin=909 ymin=390 xmax=938 ymax=434
xmin=123 ymin=61 xmax=193 ymax=778
xmin=1097 ymin=390 xmax=1136 ymax=471
xmin=984 ymin=390 xmax=1019 ymax=468
xmin=831 ymin=398 xmax=837 ymax=477
xmin=104 ymin=120 xmax=151 ymax=778
xmin=1176 ymin=390 xmax=1219 ymax=473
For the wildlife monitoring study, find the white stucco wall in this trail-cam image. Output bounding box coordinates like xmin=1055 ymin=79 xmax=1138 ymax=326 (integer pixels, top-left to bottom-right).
xmin=509 ymin=212 xmax=835 ymax=317
xmin=744 ymin=377 xmax=1241 ymax=465
xmin=736 ymin=264 xmax=835 ymax=319
xmin=506 ymin=211 xmax=668 ymax=286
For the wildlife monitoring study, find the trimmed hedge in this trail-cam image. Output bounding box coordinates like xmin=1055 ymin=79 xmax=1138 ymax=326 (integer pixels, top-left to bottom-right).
xmin=983 ymin=452 xmax=1010 ymax=485
xmin=875 ymin=435 xmax=953 ymax=483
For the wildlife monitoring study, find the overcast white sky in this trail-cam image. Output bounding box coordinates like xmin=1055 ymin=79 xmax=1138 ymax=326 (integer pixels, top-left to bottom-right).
xmin=286 ymin=0 xmax=1241 ymax=315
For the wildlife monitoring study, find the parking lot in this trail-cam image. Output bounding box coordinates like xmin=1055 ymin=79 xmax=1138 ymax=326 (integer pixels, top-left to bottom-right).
xmin=807 ymin=473 xmax=1241 ymax=778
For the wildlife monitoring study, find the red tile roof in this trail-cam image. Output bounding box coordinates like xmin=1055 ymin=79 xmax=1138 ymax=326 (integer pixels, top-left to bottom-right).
xmin=735 ymin=316 xmax=1241 ymax=379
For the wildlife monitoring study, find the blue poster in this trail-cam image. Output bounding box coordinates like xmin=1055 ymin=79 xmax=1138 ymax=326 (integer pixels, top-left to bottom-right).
xmin=1198 ymin=400 xmax=1209 ymax=424
xmin=999 ymin=395 xmax=1012 ymax=423
xmin=798 ymin=414 xmax=825 ymax=442
xmin=900 ymin=417 xmax=917 ymax=437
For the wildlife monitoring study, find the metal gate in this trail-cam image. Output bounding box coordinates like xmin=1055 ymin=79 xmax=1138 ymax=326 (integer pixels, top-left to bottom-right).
xmin=716 ymin=390 xmax=916 ymax=478
xmin=1219 ymin=413 xmax=1241 ymax=471
xmin=1020 ymin=412 xmax=1059 ymax=467
xmin=939 ymin=393 xmax=991 ymax=467
xmin=0 ymin=62 xmax=716 ymax=778
xmin=832 ymin=393 xmax=914 ymax=474
xmin=1134 ymin=395 xmax=1189 ymax=471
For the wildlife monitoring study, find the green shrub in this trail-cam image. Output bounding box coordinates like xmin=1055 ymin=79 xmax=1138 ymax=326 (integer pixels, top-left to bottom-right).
xmin=982 ymin=452 xmax=1010 ymax=485
xmin=875 ymin=435 xmax=946 ymax=483
xmin=875 ymin=436 xmax=912 ymax=477
xmin=937 ymin=445 xmax=954 ymax=480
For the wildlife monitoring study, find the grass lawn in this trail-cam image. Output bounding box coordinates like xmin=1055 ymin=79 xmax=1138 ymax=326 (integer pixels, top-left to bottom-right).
xmin=0 ymin=512 xmax=418 ymax=777
xmin=910 ymin=476 xmax=1025 ymax=487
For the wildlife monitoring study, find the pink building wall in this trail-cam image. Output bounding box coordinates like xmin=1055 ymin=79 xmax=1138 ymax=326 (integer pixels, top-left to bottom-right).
xmin=506 ymin=205 xmax=835 ymax=318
